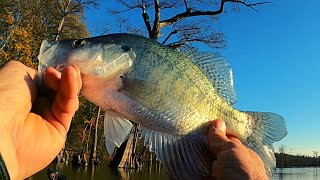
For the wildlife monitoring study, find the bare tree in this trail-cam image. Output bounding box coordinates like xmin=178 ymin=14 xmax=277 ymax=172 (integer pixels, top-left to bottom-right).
xmin=108 ymin=0 xmax=271 ymax=50
xmin=278 ymin=145 xmax=286 ymax=168
xmin=53 ymin=0 xmax=98 ymax=41
xmin=91 ymin=108 xmax=101 ymax=163
xmin=313 ymin=151 xmax=318 ymax=166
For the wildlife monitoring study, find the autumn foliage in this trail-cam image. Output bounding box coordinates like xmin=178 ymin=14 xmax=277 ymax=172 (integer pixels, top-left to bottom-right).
xmin=0 ymin=0 xmax=105 ymax=161
xmin=0 ymin=0 xmax=90 ymax=67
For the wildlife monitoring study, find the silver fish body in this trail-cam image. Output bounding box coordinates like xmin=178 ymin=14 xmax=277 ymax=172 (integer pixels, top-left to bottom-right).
xmin=38 ymin=33 xmax=287 ymax=179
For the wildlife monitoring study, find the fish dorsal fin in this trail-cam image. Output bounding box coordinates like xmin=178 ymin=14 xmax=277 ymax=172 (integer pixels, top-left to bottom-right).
xmin=184 ymin=51 xmax=237 ymax=105
xmin=104 ymin=110 xmax=133 ymax=155
xmin=140 ymin=128 xmax=212 ymax=179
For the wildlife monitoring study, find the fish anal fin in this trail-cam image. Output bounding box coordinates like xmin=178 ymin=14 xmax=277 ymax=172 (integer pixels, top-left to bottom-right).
xmin=104 ymin=110 xmax=133 ymax=155
xmin=141 ymin=128 xmax=212 ymax=180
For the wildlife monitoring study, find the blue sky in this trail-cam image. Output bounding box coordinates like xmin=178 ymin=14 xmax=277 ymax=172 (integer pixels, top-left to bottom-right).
xmin=219 ymin=1 xmax=320 ymax=156
xmin=85 ymin=1 xmax=320 ymax=156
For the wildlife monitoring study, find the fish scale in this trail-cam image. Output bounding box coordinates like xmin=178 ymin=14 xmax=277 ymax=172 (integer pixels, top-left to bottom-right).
xmin=127 ymin=46 xmax=223 ymax=134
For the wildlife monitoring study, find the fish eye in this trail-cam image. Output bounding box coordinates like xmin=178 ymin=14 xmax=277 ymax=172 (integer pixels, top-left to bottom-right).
xmin=121 ymin=45 xmax=131 ymax=52
xmin=72 ymin=39 xmax=86 ymax=48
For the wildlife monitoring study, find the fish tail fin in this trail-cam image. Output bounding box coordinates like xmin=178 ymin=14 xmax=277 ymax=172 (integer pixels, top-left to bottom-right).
xmin=244 ymin=111 xmax=287 ymax=174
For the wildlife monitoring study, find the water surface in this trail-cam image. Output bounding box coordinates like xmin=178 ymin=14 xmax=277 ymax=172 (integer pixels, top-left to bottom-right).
xmin=271 ymin=167 xmax=319 ymax=180
xmin=29 ymin=163 xmax=319 ymax=180
xmin=29 ymin=162 xmax=168 ymax=180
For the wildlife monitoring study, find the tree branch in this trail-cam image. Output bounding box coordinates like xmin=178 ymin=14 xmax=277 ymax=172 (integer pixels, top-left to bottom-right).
xmin=183 ymin=0 xmax=189 ymax=11
xmin=226 ymin=0 xmax=271 ymax=11
xmin=141 ymin=0 xmax=152 ymax=37
xmin=160 ymin=0 xmax=271 ymax=27
xmin=55 ymin=0 xmax=72 ymax=41
xmin=109 ymin=6 xmax=140 ymax=14
xmin=150 ymin=0 xmax=160 ymax=40
xmin=162 ymin=29 xmax=178 ymax=44
xmin=0 ymin=16 xmax=23 ymax=52
xmin=159 ymin=0 xmax=225 ymax=27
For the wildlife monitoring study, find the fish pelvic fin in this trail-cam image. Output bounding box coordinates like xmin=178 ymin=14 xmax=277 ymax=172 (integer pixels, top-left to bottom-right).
xmin=104 ymin=110 xmax=133 ymax=155
xmin=140 ymin=128 xmax=212 ymax=180
xmin=244 ymin=112 xmax=287 ymax=175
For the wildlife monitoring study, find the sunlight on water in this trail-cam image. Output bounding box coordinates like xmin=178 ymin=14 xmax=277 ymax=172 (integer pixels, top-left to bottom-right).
xmin=271 ymin=167 xmax=319 ymax=180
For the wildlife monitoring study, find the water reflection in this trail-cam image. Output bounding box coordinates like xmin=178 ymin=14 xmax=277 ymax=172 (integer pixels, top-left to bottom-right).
xmin=29 ymin=161 xmax=169 ymax=180
xmin=271 ymin=167 xmax=319 ymax=180
xmin=29 ymin=163 xmax=319 ymax=180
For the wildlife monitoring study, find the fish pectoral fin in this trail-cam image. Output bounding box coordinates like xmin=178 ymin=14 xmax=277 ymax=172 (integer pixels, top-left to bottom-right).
xmin=140 ymin=128 xmax=212 ymax=180
xmin=105 ymin=140 xmax=117 ymax=156
xmin=104 ymin=110 xmax=133 ymax=155
xmin=244 ymin=111 xmax=287 ymax=175
xmin=184 ymin=51 xmax=237 ymax=105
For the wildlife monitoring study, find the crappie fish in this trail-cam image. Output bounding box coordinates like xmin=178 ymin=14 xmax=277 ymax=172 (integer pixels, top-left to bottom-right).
xmin=38 ymin=33 xmax=287 ymax=179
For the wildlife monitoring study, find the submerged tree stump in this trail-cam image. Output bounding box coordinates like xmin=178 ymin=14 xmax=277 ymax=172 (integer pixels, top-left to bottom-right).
xmin=109 ymin=124 xmax=140 ymax=169
xmin=118 ymin=130 xmax=137 ymax=168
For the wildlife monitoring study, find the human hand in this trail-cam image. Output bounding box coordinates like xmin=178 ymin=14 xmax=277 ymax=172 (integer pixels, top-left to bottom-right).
xmin=0 ymin=61 xmax=81 ymax=179
xmin=207 ymin=119 xmax=268 ymax=180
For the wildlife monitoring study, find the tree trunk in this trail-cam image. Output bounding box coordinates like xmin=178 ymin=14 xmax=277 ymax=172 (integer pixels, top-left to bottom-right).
xmin=91 ymin=107 xmax=101 ymax=162
xmin=137 ymin=146 xmax=147 ymax=166
xmin=55 ymin=0 xmax=72 ymax=41
xmin=109 ymin=123 xmax=140 ymax=169
xmin=149 ymin=153 xmax=153 ymax=166
xmin=86 ymin=120 xmax=93 ymax=155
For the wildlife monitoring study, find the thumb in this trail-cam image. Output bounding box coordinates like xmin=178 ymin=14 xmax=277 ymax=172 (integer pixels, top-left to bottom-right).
xmin=207 ymin=119 xmax=230 ymax=155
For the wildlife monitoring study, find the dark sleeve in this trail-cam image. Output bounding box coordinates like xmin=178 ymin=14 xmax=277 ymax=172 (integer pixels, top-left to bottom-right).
xmin=0 ymin=153 xmax=10 ymax=180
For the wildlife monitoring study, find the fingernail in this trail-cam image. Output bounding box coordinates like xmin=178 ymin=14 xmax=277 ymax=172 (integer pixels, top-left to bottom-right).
xmin=214 ymin=120 xmax=226 ymax=133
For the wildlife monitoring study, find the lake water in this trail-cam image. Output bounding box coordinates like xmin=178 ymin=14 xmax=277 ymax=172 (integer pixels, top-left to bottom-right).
xmin=28 ymin=162 xmax=169 ymax=180
xmin=271 ymin=167 xmax=319 ymax=180
xmin=29 ymin=163 xmax=319 ymax=180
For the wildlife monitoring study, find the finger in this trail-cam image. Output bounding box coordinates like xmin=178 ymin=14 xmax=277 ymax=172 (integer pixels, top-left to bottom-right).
xmin=44 ymin=67 xmax=61 ymax=91
xmin=37 ymin=97 xmax=67 ymax=136
xmin=71 ymin=65 xmax=82 ymax=92
xmin=207 ymin=119 xmax=228 ymax=143
xmin=207 ymin=119 xmax=230 ymax=155
xmin=226 ymin=135 xmax=242 ymax=144
xmin=51 ymin=66 xmax=81 ymax=136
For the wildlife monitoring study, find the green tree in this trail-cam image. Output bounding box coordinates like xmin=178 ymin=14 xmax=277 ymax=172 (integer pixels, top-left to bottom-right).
xmin=0 ymin=0 xmax=103 ymax=165
xmin=0 ymin=0 xmax=95 ymax=67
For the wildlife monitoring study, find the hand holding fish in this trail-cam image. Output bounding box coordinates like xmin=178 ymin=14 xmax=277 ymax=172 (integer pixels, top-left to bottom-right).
xmin=0 ymin=61 xmax=81 ymax=180
xmin=207 ymin=119 xmax=268 ymax=180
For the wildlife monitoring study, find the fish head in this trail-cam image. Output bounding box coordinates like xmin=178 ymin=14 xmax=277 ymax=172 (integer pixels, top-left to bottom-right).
xmin=38 ymin=37 xmax=136 ymax=79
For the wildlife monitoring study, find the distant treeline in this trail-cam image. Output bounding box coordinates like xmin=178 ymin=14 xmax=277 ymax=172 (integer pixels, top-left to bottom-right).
xmin=275 ymin=153 xmax=320 ymax=167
